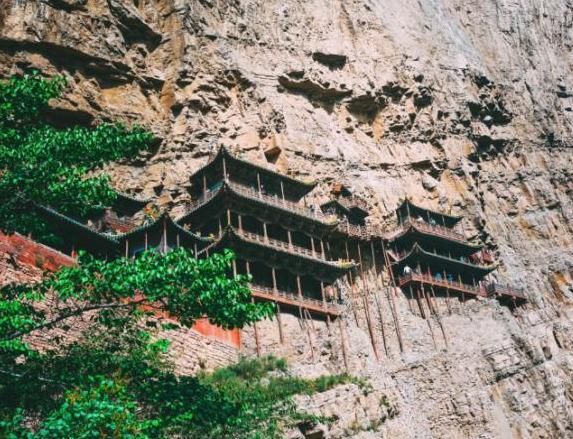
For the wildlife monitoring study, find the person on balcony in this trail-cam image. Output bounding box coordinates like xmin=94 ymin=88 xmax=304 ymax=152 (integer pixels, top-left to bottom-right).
xmin=403 ymin=265 xmax=412 ymax=276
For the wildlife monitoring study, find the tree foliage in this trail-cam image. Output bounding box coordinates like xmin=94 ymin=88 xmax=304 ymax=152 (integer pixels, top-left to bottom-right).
xmin=0 ymin=73 xmax=356 ymax=438
xmin=0 ymin=73 xmax=152 ymax=240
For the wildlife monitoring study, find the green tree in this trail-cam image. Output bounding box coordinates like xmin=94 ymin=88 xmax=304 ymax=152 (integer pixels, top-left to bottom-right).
xmin=0 ymin=73 xmax=151 ymax=240
xmin=0 ymin=73 xmax=359 ymax=438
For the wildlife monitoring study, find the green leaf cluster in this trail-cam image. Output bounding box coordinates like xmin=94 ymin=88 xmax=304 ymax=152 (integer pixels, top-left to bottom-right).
xmin=0 ymin=73 xmax=152 ymax=241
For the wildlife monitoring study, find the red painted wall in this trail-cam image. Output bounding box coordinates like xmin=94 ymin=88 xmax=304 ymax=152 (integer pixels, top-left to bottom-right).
xmin=192 ymin=318 xmax=241 ymax=348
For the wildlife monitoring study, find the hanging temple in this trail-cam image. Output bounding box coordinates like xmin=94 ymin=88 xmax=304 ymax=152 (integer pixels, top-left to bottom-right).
xmin=32 ymin=146 xmax=527 ymax=334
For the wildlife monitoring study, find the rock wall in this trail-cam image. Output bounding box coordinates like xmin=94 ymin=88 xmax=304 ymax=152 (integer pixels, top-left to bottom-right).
xmin=2 ymin=0 xmax=573 ymax=437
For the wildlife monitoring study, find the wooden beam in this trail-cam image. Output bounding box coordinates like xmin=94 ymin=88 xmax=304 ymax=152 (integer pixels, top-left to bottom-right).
xmin=276 ymin=303 xmax=284 ymax=344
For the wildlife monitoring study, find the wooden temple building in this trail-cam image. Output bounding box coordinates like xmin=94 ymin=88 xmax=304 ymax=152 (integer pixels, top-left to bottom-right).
xmin=176 ymin=147 xmax=355 ymax=320
xmin=32 ymin=147 xmax=526 ymax=348
xmin=385 ymin=198 xmax=527 ymax=307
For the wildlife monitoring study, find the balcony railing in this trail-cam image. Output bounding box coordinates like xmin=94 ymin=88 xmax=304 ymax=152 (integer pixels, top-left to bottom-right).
xmin=397 ymin=272 xmax=485 ymax=296
xmin=390 ymin=245 xmax=494 ymax=268
xmin=238 ymin=229 xmax=323 ymax=260
xmin=486 ymin=283 xmax=526 ymax=300
xmin=393 ymin=219 xmax=468 ymax=244
xmin=235 ymin=228 xmax=353 ymax=268
xmin=250 ymin=284 xmax=340 ymax=315
xmin=227 ymin=181 xmax=336 ymax=224
xmin=183 ymin=180 xmax=337 ymax=225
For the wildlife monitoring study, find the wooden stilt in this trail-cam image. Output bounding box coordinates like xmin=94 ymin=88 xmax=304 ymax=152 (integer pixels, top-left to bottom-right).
xmin=163 ymin=218 xmax=168 ymax=254
xmin=370 ymin=240 xmax=389 ymax=356
xmin=252 ymin=298 xmax=261 ymax=357
xmin=299 ymin=306 xmax=315 ymax=362
xmin=420 ymin=285 xmax=437 ymax=349
xmin=357 ymin=242 xmax=380 ymax=361
xmin=276 ymin=303 xmax=284 ymax=344
xmin=429 ymin=285 xmax=448 ymax=348
xmin=338 ymin=317 xmax=349 ymax=372
xmin=380 ymin=240 xmax=405 ymax=353
xmin=416 ymin=287 xmax=426 ymax=319
xmin=408 ymin=285 xmax=415 ymax=314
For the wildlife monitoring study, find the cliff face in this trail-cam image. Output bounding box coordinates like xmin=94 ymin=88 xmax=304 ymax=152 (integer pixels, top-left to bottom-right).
xmin=2 ymin=1 xmax=573 ymax=437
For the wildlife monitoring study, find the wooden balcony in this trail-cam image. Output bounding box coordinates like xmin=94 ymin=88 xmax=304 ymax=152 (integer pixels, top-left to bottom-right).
xmin=486 ymin=283 xmax=527 ymax=301
xmin=235 ymin=228 xmax=354 ymax=268
xmin=390 ymin=219 xmax=469 ymax=244
xmin=182 ymin=180 xmax=337 ymax=226
xmin=397 ymin=272 xmax=485 ymax=297
xmin=227 ymin=181 xmax=336 ymax=224
xmin=250 ymin=284 xmax=340 ymax=316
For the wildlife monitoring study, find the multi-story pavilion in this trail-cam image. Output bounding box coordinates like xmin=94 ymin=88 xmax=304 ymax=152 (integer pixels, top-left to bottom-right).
xmin=386 ymin=198 xmax=526 ymax=306
xmin=176 ymin=147 xmax=354 ymax=320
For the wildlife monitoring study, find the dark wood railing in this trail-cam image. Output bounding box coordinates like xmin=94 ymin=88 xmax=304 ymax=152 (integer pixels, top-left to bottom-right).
xmin=486 ymin=283 xmax=526 ymax=300
xmin=250 ymin=284 xmax=340 ymax=315
xmin=397 ymin=272 xmax=485 ymax=296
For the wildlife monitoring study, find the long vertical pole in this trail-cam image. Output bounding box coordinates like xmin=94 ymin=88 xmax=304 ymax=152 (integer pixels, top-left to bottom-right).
xmin=345 ymin=240 xmax=359 ymax=326
xmin=271 ymin=267 xmax=278 ymax=292
xmin=357 ymin=242 xmax=380 ymax=361
xmin=338 ymin=317 xmax=349 ymax=372
xmin=247 ymin=261 xmax=261 ymax=357
xmin=381 ymin=240 xmax=404 ymax=352
xmin=370 ymin=241 xmax=389 ymax=356
xmin=256 ymin=172 xmax=262 ymax=195
xmin=276 ymin=303 xmax=284 ymax=344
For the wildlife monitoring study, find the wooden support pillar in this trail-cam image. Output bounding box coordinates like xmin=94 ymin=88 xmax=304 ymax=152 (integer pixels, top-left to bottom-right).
xmin=202 ymin=173 xmax=207 ymax=197
xmin=226 ymin=209 xmax=231 ymax=227
xmin=296 ymin=275 xmax=302 ymax=299
xmin=125 ymin=239 xmax=129 ymax=258
xmin=218 ymin=217 xmax=222 ymax=236
xmin=338 ymin=317 xmax=349 ymax=373
xmin=357 ymin=241 xmax=380 ymax=361
xmin=272 ymin=267 xmax=278 ymax=292
xmin=320 ymin=281 xmax=326 ymax=308
xmin=263 ymin=222 xmax=268 ymax=242
xmin=320 ymin=239 xmax=326 ymax=260
xmin=222 ymin=155 xmax=228 ymax=181
xmin=252 ymin=299 xmax=261 ymax=357
xmin=287 ymin=229 xmax=293 ymax=249
xmin=370 ymin=241 xmax=378 ymax=277
xmin=416 ymin=287 xmax=427 ymax=319
xmin=406 ymin=200 xmax=411 ymax=221
xmin=238 ymin=214 xmax=243 ymax=231
xmin=194 ymin=243 xmax=198 ymax=258
xmin=280 ymin=180 xmax=285 ymax=202
xmin=407 ymin=284 xmax=415 ymax=314
xmin=310 ymin=236 xmax=316 ymax=257
xmin=247 ymin=260 xmax=260 ymax=356
xmin=276 ymin=303 xmax=284 ymax=344
xmin=256 ymin=172 xmax=262 ymax=195
xmin=232 ymin=259 xmax=237 ymax=276
xmin=381 ymin=239 xmax=405 ymax=353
